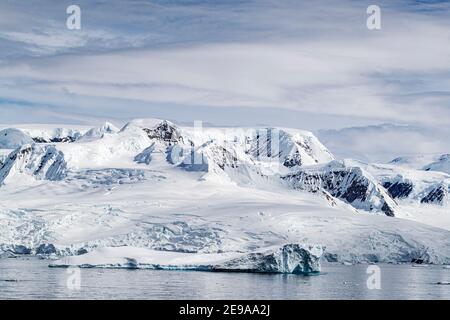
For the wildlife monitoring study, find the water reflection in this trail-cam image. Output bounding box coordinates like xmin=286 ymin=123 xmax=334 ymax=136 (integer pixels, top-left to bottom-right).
xmin=0 ymin=258 xmax=448 ymax=300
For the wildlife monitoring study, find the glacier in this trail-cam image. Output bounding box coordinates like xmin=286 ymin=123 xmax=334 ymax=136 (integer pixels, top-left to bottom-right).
xmin=0 ymin=119 xmax=450 ymax=271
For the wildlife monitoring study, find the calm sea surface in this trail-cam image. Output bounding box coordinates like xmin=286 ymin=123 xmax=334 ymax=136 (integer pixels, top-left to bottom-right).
xmin=0 ymin=257 xmax=449 ymax=299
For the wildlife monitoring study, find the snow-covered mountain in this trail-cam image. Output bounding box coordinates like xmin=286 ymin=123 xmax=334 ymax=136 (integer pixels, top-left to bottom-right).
xmin=0 ymin=128 xmax=34 ymax=149
xmin=344 ymin=160 xmax=449 ymax=205
xmin=0 ymin=120 xmax=394 ymax=216
xmin=389 ymin=153 xmax=450 ymax=174
xmin=0 ymin=124 xmax=90 ymax=144
xmin=0 ymin=144 xmax=67 ymax=185
xmin=78 ymin=122 xmax=120 ymax=142
xmin=422 ymin=154 xmax=450 ymax=175
xmin=282 ymin=161 xmax=397 ymax=216
xmin=1 ymin=119 xmax=449 ymax=268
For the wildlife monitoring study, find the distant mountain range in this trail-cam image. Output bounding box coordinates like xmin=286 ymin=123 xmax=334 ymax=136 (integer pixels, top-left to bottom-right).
xmin=0 ymin=119 xmax=449 ymax=268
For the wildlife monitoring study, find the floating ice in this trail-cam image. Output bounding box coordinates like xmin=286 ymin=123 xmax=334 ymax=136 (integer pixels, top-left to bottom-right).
xmin=50 ymin=244 xmax=324 ymax=274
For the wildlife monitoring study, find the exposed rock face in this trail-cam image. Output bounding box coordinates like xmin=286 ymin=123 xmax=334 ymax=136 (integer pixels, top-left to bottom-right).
xmin=166 ymin=124 xmax=395 ymax=215
xmin=33 ymin=136 xmax=76 ymax=143
xmin=356 ymin=162 xmax=450 ymax=207
xmin=29 ymin=128 xmax=83 ymax=143
xmin=421 ymin=184 xmax=448 ymax=205
xmin=4 ymin=120 xmax=434 ymax=217
xmin=214 ymin=244 xmax=324 ymax=274
xmin=173 ymin=126 xmax=335 ymax=189
xmin=206 ymin=145 xmax=240 ymax=171
xmin=383 ymin=179 xmax=414 ymax=199
xmin=77 ymin=248 xmax=88 ymax=255
xmin=283 ymin=150 xmax=302 ymax=168
xmin=0 ymin=144 xmax=67 ymax=185
xmin=172 ymin=126 xmax=333 ymax=176
xmin=10 ymin=245 xmax=32 ymax=255
xmin=282 ymin=161 xmax=396 ymax=216
xmin=36 ymin=243 xmax=57 ymax=255
xmin=143 ymin=121 xmax=184 ymax=145
xmin=245 ymin=128 xmax=334 ymax=169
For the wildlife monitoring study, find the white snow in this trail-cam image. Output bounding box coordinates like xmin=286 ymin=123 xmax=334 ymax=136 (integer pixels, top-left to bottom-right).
xmin=389 ymin=154 xmax=445 ymax=169
xmin=50 ymin=244 xmax=324 ymax=274
xmin=78 ymin=122 xmax=119 ymax=142
xmin=0 ymin=119 xmax=449 ymax=269
xmin=0 ymin=128 xmax=34 ymax=149
xmin=0 ymin=149 xmax=13 ymax=165
xmin=423 ymin=154 xmax=450 ymax=174
xmin=345 ymin=160 xmax=450 ymax=230
xmin=0 ymin=144 xmax=67 ymax=186
xmin=348 ymin=159 xmax=450 ymax=201
xmin=283 ymin=160 xmax=397 ymax=216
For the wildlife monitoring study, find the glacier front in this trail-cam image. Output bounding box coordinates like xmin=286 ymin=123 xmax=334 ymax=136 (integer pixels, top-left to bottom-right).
xmin=50 ymin=244 xmax=324 ymax=274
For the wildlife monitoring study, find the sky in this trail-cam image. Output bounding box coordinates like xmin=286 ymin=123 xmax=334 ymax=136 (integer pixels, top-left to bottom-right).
xmin=0 ymin=0 xmax=449 ymax=159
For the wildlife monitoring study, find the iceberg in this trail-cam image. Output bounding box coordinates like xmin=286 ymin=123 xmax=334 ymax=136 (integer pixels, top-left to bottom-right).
xmin=49 ymin=244 xmax=324 ymax=274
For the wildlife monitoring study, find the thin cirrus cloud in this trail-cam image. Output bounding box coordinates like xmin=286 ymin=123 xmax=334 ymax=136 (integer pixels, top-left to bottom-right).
xmin=0 ymin=0 xmax=449 ymax=133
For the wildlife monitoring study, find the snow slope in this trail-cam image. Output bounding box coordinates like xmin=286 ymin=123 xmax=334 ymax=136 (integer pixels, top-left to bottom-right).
xmin=0 ymin=119 xmax=449 ymax=268
xmin=0 ymin=124 xmax=90 ymax=144
xmin=0 ymin=149 xmax=13 ymax=166
xmin=389 ymin=154 xmax=443 ymax=169
xmin=78 ymin=122 xmax=119 ymax=142
xmin=0 ymin=144 xmax=67 ymax=185
xmin=0 ymin=128 xmax=34 ymax=149
xmin=423 ymin=154 xmax=450 ymax=174
xmin=282 ymin=160 xmax=397 ymax=216
xmin=347 ymin=160 xmax=450 ymax=230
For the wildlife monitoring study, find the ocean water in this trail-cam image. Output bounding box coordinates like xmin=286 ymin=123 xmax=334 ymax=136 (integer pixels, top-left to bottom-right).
xmin=0 ymin=257 xmax=449 ymax=300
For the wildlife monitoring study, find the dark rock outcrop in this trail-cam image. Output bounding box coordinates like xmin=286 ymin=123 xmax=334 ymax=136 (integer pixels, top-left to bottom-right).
xmin=143 ymin=121 xmax=184 ymax=145
xmin=0 ymin=144 xmax=67 ymax=185
xmin=383 ymin=180 xmax=414 ymax=199
xmin=10 ymin=245 xmax=32 ymax=255
xmin=36 ymin=244 xmax=57 ymax=255
xmin=282 ymin=162 xmax=396 ymax=216
xmin=33 ymin=136 xmax=76 ymax=143
xmin=421 ymin=184 xmax=448 ymax=205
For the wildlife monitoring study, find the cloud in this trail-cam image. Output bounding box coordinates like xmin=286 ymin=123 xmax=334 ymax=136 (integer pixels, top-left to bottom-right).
xmin=318 ymin=124 xmax=450 ymax=162
xmin=0 ymin=0 xmax=449 ymax=131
